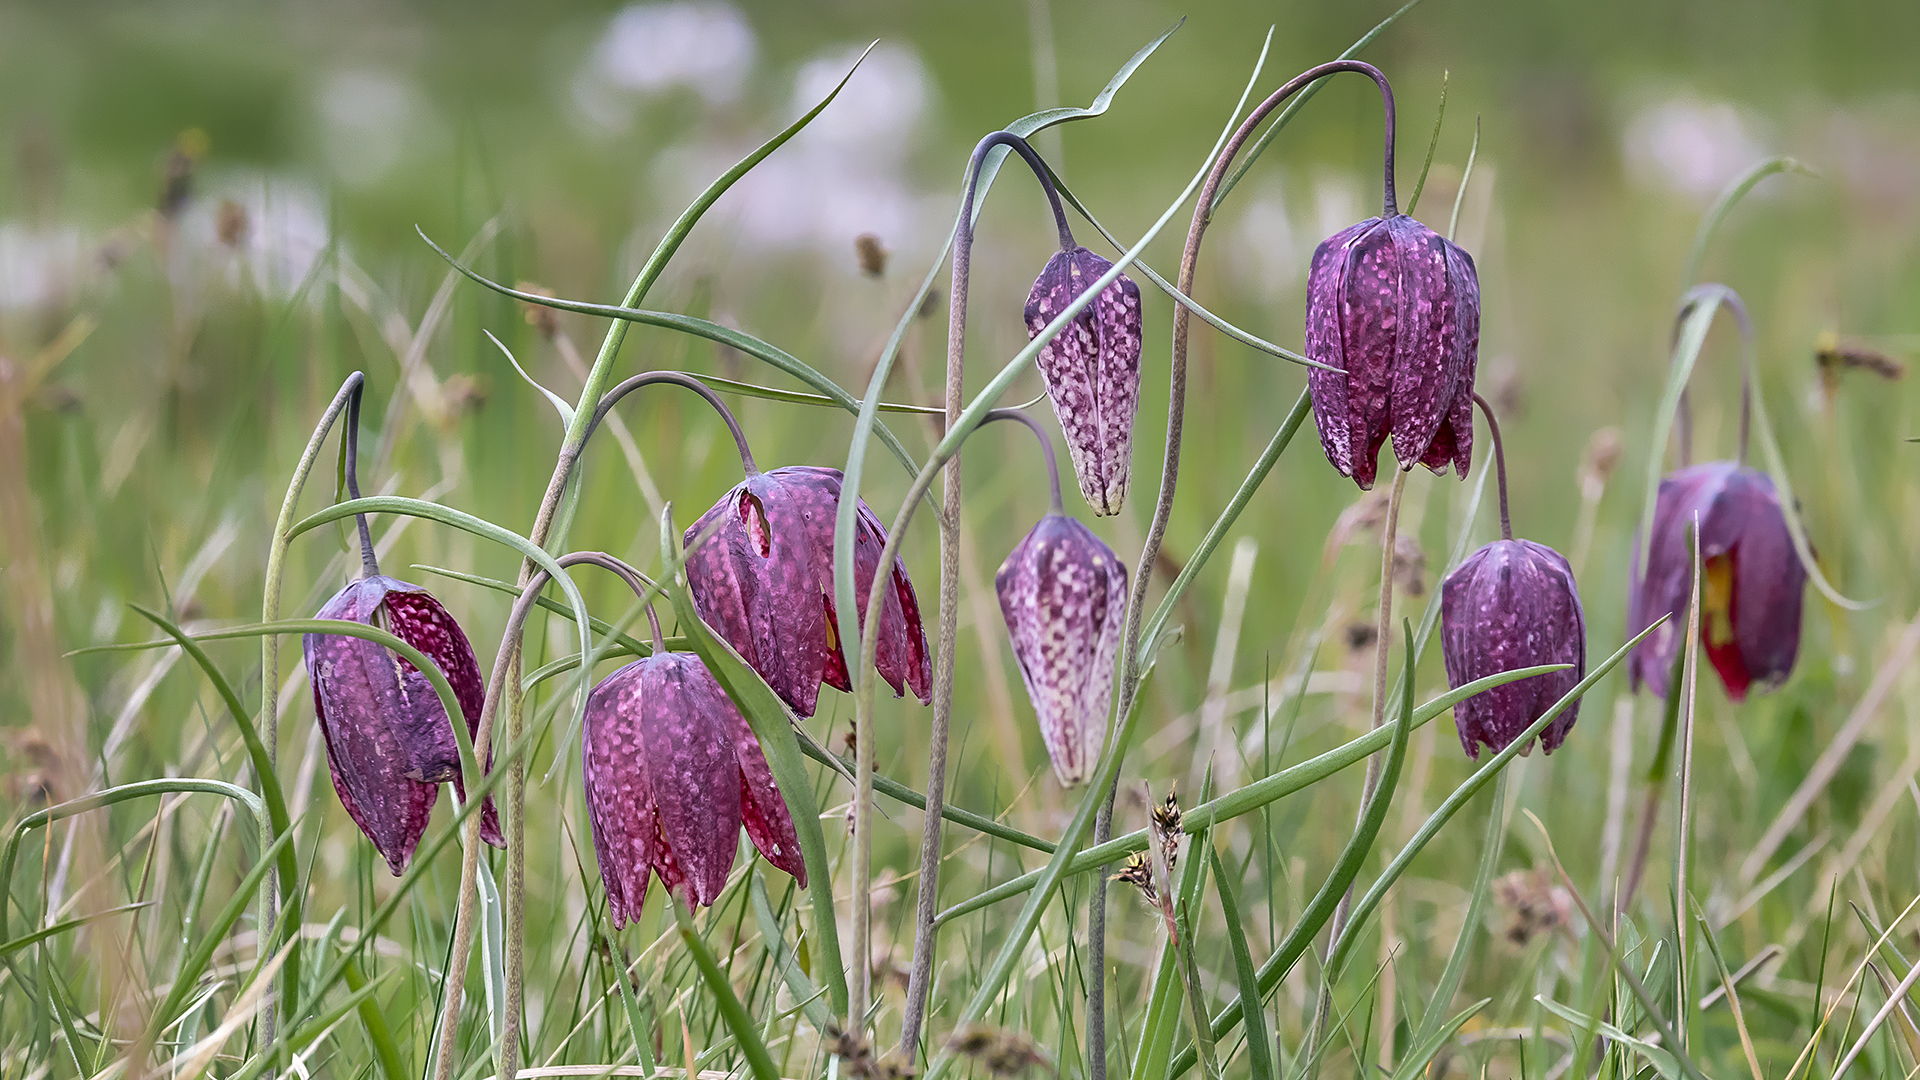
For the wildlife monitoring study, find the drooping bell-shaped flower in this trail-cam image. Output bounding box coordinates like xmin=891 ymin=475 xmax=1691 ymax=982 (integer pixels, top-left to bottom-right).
xmin=1628 ymin=461 xmax=1807 ymax=701
xmin=684 ymin=465 xmax=931 ymax=719
xmin=1304 ymin=214 xmax=1480 ymax=490
xmin=996 ymin=513 xmax=1127 ymax=785
xmin=582 ymin=651 xmax=805 ymax=924
xmin=305 ymin=576 xmax=503 ymax=875
xmin=1025 ymin=246 xmax=1143 ymax=516
xmin=1440 ymin=540 xmax=1587 ymax=759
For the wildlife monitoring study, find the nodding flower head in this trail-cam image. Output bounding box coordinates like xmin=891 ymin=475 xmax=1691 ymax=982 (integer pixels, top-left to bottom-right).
xmin=1440 ymin=540 xmax=1587 ymax=759
xmin=683 ymin=465 xmax=931 ymax=719
xmin=995 ymin=512 xmax=1127 ymax=786
xmin=581 ymin=651 xmax=805 ymax=924
xmin=304 ymin=576 xmax=502 ymax=875
xmin=1628 ymin=461 xmax=1807 ymax=701
xmin=1304 ymin=214 xmax=1480 ymax=490
xmin=1025 ymin=246 xmax=1143 ymax=516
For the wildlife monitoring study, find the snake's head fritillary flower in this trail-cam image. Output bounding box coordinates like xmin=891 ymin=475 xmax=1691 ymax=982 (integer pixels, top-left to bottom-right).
xmin=995 ymin=513 xmax=1127 ymax=785
xmin=1440 ymin=540 xmax=1587 ymax=759
xmin=1628 ymin=461 xmax=1807 ymax=701
xmin=1025 ymin=246 xmax=1143 ymax=516
xmin=684 ymin=465 xmax=931 ymax=718
xmin=304 ymin=576 xmax=502 ymax=875
xmin=582 ymin=652 xmax=804 ymax=925
xmin=1304 ymin=214 xmax=1480 ymax=490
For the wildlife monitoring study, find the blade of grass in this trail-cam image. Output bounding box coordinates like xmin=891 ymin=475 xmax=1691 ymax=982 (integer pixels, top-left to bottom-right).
xmin=1409 ymin=769 xmax=1508 ymax=1048
xmin=936 ymin=661 xmax=1569 ymax=926
xmin=1209 ymin=844 xmax=1273 ymax=1080
xmin=670 ymin=899 xmax=779 ymax=1080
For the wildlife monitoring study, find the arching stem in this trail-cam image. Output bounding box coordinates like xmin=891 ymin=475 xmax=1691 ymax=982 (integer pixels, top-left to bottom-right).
xmin=983 ymin=408 xmax=1065 ymax=514
xmin=1092 ymin=59 xmax=1397 ymax=1078
xmin=897 ymin=132 xmax=1073 ymax=1055
xmin=588 ymin=371 xmax=759 ymax=476
xmin=1670 ymin=289 xmax=1754 ymax=468
xmin=436 ymin=550 xmax=662 ymax=1080
xmin=1472 ymin=393 xmax=1513 ymax=541
xmin=342 ymin=383 xmax=380 ymax=579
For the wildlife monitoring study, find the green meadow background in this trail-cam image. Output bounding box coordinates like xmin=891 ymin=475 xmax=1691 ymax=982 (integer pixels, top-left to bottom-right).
xmin=2 ymin=0 xmax=1917 ymax=1076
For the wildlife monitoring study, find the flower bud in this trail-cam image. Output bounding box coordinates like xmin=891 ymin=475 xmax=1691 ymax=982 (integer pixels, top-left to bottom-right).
xmin=304 ymin=576 xmax=502 ymax=875
xmin=1305 ymin=214 xmax=1480 ymax=489
xmin=1628 ymin=461 xmax=1807 ymax=701
xmin=582 ymin=652 xmax=805 ymax=924
xmin=1440 ymin=540 xmax=1586 ymax=759
xmin=995 ymin=513 xmax=1127 ymax=785
xmin=1025 ymin=247 xmax=1143 ymax=516
xmin=684 ymin=465 xmax=931 ymax=719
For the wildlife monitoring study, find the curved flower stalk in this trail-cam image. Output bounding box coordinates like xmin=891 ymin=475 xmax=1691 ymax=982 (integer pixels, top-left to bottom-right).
xmin=1439 ymin=395 xmax=1588 ymax=758
xmin=1630 ymin=288 xmax=1810 ymax=701
xmin=302 ymin=382 xmax=501 ymax=874
xmin=991 ymin=411 xmax=1128 ymax=785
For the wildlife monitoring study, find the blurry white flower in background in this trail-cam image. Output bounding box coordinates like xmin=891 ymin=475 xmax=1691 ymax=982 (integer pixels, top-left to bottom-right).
xmin=0 ymin=225 xmax=90 ymax=311
xmin=316 ymin=69 xmax=436 ymax=188
xmin=658 ymin=42 xmax=938 ymax=260
xmin=1623 ymin=95 xmax=1769 ymax=198
xmin=1224 ymin=181 xmax=1299 ymax=296
xmin=177 ymin=174 xmax=330 ymax=299
xmin=572 ymin=1 xmax=756 ymax=135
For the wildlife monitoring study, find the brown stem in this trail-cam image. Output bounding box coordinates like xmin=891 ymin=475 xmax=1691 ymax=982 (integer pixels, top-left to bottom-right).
xmin=1094 ymin=59 xmax=1398 ymax=1078
xmin=1471 ymin=393 xmax=1513 ymax=541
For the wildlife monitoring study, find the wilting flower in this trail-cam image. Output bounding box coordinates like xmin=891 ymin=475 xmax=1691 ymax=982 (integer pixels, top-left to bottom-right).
xmin=996 ymin=513 xmax=1127 ymax=785
xmin=582 ymin=651 xmax=805 ymax=924
xmin=1440 ymin=540 xmax=1587 ymax=759
xmin=1304 ymin=214 xmax=1480 ymax=489
xmin=684 ymin=465 xmax=931 ymax=719
xmin=1025 ymin=247 xmax=1143 ymax=515
xmin=1628 ymin=461 xmax=1807 ymax=701
xmin=304 ymin=576 xmax=502 ymax=875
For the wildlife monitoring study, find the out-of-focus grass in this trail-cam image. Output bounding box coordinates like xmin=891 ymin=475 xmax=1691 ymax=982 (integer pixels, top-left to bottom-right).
xmin=2 ymin=2 xmax=1919 ymax=1078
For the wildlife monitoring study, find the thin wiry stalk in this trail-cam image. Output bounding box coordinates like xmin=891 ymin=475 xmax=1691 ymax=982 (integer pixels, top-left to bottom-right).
xmin=1094 ymin=59 xmax=1397 ymax=1076
xmin=900 ymin=130 xmax=1075 ymax=1057
xmin=258 ymin=371 xmax=366 ymax=1062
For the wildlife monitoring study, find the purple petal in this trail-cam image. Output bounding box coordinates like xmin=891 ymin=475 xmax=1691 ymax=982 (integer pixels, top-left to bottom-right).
xmin=995 ymin=514 xmax=1128 ymax=785
xmin=1028 ymin=247 xmax=1143 ymax=515
xmin=1440 ymin=540 xmax=1586 ymax=759
xmin=1385 ymin=216 xmax=1463 ymax=467
xmin=582 ymin=660 xmax=660 ymax=927
xmin=1305 ymin=218 xmax=1381 ymax=483
xmin=639 ymin=655 xmax=744 ymax=907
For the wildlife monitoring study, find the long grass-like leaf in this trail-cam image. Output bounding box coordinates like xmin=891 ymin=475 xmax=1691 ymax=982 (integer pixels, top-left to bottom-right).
xmin=1208 ymin=844 xmax=1272 ymax=1080
xmin=0 ymin=902 xmax=152 ymax=959
xmin=1169 ymin=621 xmax=1417 ymax=1080
xmin=660 ymin=507 xmax=849 ymax=1019
xmin=1681 ymin=157 xmax=1808 ymax=287
xmin=935 ymin=662 xmax=1567 ymax=925
xmin=670 ymin=899 xmax=780 ymax=1080
xmin=1408 ymin=770 xmax=1507 ymax=1049
xmin=1388 ymin=998 xmax=1488 ymax=1080
xmin=831 ymin=18 xmax=1184 ymax=692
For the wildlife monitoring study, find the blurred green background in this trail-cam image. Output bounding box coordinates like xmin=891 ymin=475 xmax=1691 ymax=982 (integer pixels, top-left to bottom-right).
xmin=3 ymin=0 xmax=1918 ymax=1074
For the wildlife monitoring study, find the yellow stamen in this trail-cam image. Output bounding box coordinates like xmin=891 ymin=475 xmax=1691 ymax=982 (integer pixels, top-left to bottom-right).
xmin=1704 ymin=554 xmax=1736 ymax=648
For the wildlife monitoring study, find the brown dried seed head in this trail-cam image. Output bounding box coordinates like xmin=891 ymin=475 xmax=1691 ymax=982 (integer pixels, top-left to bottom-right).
xmin=1494 ymin=868 xmax=1572 ymax=947
xmin=1816 ymin=331 xmax=1907 ymax=384
xmin=946 ymin=1024 xmax=1052 ymax=1077
xmin=1111 ymin=851 xmax=1157 ymax=904
xmin=1579 ymin=427 xmax=1623 ymax=492
xmin=855 ymin=232 xmax=888 ymax=277
xmin=216 ymin=198 xmax=249 ymax=247
xmin=516 ymin=281 xmax=559 ymax=339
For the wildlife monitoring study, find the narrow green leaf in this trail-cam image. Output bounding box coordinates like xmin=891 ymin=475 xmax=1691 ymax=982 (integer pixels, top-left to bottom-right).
xmin=935 ymin=661 xmax=1569 ymax=925
xmin=1681 ymin=157 xmax=1809 ymax=288
xmin=486 ymin=329 xmax=574 ymax=425
xmin=0 ymin=902 xmax=153 ymax=959
xmin=831 ymin=18 xmax=1188 ymax=693
xmin=342 ymin=957 xmax=407 ymax=1080
xmin=1403 ymin=71 xmax=1448 ymax=217
xmin=661 ymin=506 xmax=849 ymax=1019
xmin=1389 ymin=998 xmax=1488 ymax=1080
xmin=671 ymin=898 xmax=781 ymax=1080
xmin=749 ymin=869 xmax=830 ymax=1031
xmin=1409 ymin=770 xmax=1507 ymax=1049
xmin=1208 ymin=844 xmax=1273 ymax=1080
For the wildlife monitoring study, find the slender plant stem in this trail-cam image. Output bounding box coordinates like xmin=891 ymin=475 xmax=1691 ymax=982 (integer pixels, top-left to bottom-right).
xmin=899 ymin=132 xmax=1073 ymax=1056
xmin=1471 ymin=393 xmax=1513 ymax=541
xmin=1308 ymin=466 xmax=1408 ymax=1068
xmin=587 ymin=371 xmax=759 ymax=475
xmin=258 ymin=371 xmax=366 ymax=1057
xmin=1091 ymin=59 xmax=1399 ymax=1076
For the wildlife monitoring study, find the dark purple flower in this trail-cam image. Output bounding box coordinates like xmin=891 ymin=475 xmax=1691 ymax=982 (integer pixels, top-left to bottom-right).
xmin=995 ymin=513 xmax=1127 ymax=785
xmin=683 ymin=465 xmax=931 ymax=719
xmin=304 ymin=576 xmax=502 ymax=875
xmin=1025 ymin=246 xmax=1143 ymax=516
xmin=1628 ymin=461 xmax=1807 ymax=701
xmin=1440 ymin=540 xmax=1586 ymax=759
xmin=1304 ymin=214 xmax=1480 ymax=490
xmin=581 ymin=652 xmax=805 ymax=924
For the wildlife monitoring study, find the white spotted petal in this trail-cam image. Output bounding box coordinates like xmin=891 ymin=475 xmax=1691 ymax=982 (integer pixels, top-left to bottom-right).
xmin=995 ymin=514 xmax=1128 ymax=785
